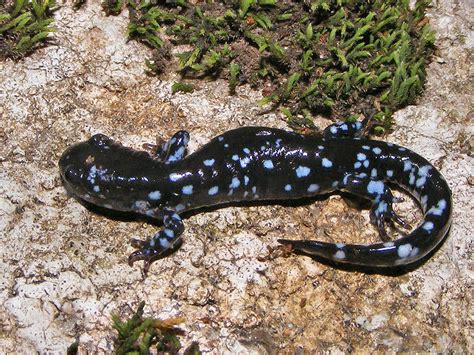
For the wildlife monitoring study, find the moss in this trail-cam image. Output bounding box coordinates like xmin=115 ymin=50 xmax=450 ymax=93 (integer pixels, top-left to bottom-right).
xmin=0 ymin=0 xmax=56 ymax=60
xmin=109 ymin=0 xmax=435 ymax=131
xmin=112 ymin=301 xmax=201 ymax=354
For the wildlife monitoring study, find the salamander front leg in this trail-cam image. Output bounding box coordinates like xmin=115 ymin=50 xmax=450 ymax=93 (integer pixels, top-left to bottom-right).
xmin=144 ymin=130 xmax=190 ymax=162
xmin=128 ymin=208 xmax=184 ymax=275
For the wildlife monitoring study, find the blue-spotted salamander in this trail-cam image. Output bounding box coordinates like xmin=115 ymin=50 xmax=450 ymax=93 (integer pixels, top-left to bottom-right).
xmin=59 ymin=122 xmax=452 ymax=274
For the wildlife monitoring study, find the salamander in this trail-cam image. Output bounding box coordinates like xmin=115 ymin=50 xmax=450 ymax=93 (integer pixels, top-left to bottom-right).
xmin=59 ymin=122 xmax=452 ymax=274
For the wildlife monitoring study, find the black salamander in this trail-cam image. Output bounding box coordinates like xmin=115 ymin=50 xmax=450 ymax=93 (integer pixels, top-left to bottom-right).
xmin=59 ymin=122 xmax=452 ymax=274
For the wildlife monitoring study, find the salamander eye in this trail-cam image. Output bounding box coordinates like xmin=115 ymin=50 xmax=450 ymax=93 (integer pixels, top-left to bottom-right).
xmin=90 ymin=134 xmax=111 ymax=147
xmin=63 ymin=165 xmax=81 ymax=184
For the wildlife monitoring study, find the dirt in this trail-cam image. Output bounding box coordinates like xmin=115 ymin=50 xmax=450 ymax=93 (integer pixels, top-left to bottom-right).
xmin=0 ymin=0 xmax=472 ymax=352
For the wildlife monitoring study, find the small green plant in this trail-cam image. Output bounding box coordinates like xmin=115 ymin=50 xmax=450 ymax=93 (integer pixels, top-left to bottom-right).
xmin=105 ymin=0 xmax=436 ymax=131
xmin=112 ymin=301 xmax=201 ymax=354
xmin=0 ymin=0 xmax=56 ymax=60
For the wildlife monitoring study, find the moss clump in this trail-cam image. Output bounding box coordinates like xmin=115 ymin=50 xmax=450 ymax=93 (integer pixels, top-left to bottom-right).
xmin=112 ymin=301 xmax=201 ymax=354
xmin=0 ymin=0 xmax=56 ymax=60
xmin=110 ymin=0 xmax=436 ymax=131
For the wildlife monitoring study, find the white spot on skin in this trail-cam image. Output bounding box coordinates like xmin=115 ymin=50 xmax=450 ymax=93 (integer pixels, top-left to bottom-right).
xmin=418 ymin=165 xmax=431 ymax=177
xmin=371 ymin=168 xmax=378 ymax=178
xmin=367 ymin=181 xmax=385 ymax=195
xmin=260 ymin=146 xmax=266 ymax=151
xmin=383 ymin=241 xmax=395 ymax=247
xmin=263 ymin=160 xmax=274 ymax=169
xmin=149 ymin=190 xmax=161 ymax=200
xmin=397 ymin=244 xmax=413 ymax=258
xmin=422 ymin=221 xmax=434 ymax=232
xmin=427 ymin=199 xmax=447 ymax=216
xmin=416 ymin=176 xmax=427 ymax=188
xmin=376 ymin=201 xmax=388 ymax=215
xmin=228 ymin=189 xmax=234 ymax=196
xmin=363 ymin=160 xmax=369 ymax=168
xmin=409 ymin=173 xmax=416 ymax=185
xmin=357 ymin=153 xmax=367 ymax=161
xmin=354 ymin=162 xmax=362 ymax=169
xmin=243 ymin=148 xmax=250 ymax=154
xmin=244 ymin=176 xmax=249 ymax=186
xmin=372 ymin=147 xmax=382 ymax=155
xmin=330 ymin=126 xmax=338 ymax=134
xmin=243 ymin=191 xmax=249 ymax=198
xmin=240 ymin=157 xmax=251 ymax=168
xmin=403 ymin=160 xmax=412 ymax=172
xmin=399 ymin=147 xmax=406 ymax=151
xmin=275 ymin=139 xmax=282 ymax=147
xmin=336 ymin=243 xmax=345 ymax=248
xmin=232 ymin=155 xmax=239 ymax=161
xmin=284 ymin=184 xmax=292 ymax=191
xmin=229 ymin=177 xmax=240 ymax=189
xmin=307 ymin=184 xmax=319 ymax=192
xmin=341 ymin=124 xmax=348 ymax=131
xmin=203 ymin=159 xmax=215 ymax=166
xmin=182 ymin=185 xmax=193 ymax=195
xmin=355 ymin=122 xmax=362 ymax=129
xmin=295 ymin=166 xmax=311 ymax=178
xmin=322 ymin=158 xmax=333 ymax=168
xmin=421 ymin=195 xmax=428 ymax=210
xmin=332 ymin=181 xmax=338 ymax=188
xmin=252 ymin=186 xmax=257 ymax=194
xmin=218 ymin=136 xmax=224 ymax=142
xmin=175 ymin=203 xmax=185 ymax=212
xmin=169 ymin=173 xmax=181 ymax=182
xmin=160 ymin=238 xmax=171 ymax=248
xmin=362 ymin=145 xmax=370 ymax=150
xmin=208 ymin=186 xmax=219 ymax=195
xmin=334 ymin=250 xmax=346 ymax=259
xmin=318 ymin=145 xmax=324 ymax=150
xmin=224 ymin=143 xmax=229 ymax=148
xmin=168 ymin=146 xmax=185 ymax=161
xmin=164 ymin=229 xmax=174 ymax=238
xmin=93 ymin=185 xmax=100 ymax=192
xmin=386 ymin=170 xmax=394 ymax=178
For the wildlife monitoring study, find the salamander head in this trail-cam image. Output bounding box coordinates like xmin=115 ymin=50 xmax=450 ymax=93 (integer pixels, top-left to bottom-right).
xmin=59 ymin=134 xmax=116 ymax=204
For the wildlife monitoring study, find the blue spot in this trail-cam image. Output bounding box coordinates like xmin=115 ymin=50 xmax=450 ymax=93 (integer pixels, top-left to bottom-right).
xmin=362 ymin=145 xmax=370 ymax=150
xmin=229 ymin=177 xmax=240 ymax=189
xmin=322 ymin=158 xmax=333 ymax=168
xmin=355 ymin=122 xmax=362 ymax=129
xmin=232 ymin=155 xmax=239 ymax=161
xmin=422 ymin=221 xmax=434 ymax=232
xmin=160 ymin=238 xmax=171 ymax=248
xmin=164 ymin=229 xmax=174 ymax=238
xmin=218 ymin=136 xmax=224 ymax=141
xmin=244 ymin=175 xmax=249 ymax=186
xmin=243 ymin=148 xmax=250 ymax=154
xmin=182 ymin=185 xmax=193 ymax=195
xmin=284 ymin=184 xmax=292 ymax=192
xmin=224 ymin=143 xmax=229 ymax=148
xmin=363 ymin=160 xmax=369 ymax=168
xmin=416 ymin=176 xmax=427 ymax=188
xmin=367 ymin=180 xmax=384 ymax=195
xmin=307 ymin=184 xmax=319 ymax=192
xmin=372 ymin=147 xmax=382 ymax=155
xmin=175 ymin=204 xmax=185 ymax=212
xmin=203 ymin=159 xmax=215 ymax=166
xmin=371 ymin=168 xmax=377 ymax=178
xmin=208 ymin=186 xmax=219 ymax=195
xmin=240 ymin=157 xmax=251 ymax=168
xmin=357 ymin=153 xmax=366 ymax=161
xmin=93 ymin=185 xmax=100 ymax=192
xmin=252 ymin=186 xmax=257 ymax=194
xmin=169 ymin=173 xmax=181 ymax=182
xmin=263 ymin=160 xmax=274 ymax=169
xmin=386 ymin=170 xmax=394 ymax=178
xmin=295 ymin=166 xmax=311 ymax=178
xmin=341 ymin=124 xmax=348 ymax=131
xmin=148 ymin=191 xmax=161 ymax=200
xmin=403 ymin=160 xmax=412 ymax=172
xmin=330 ymin=126 xmax=338 ymax=134
xmin=275 ymin=139 xmax=283 ymax=147
xmin=354 ymin=162 xmax=362 ymax=169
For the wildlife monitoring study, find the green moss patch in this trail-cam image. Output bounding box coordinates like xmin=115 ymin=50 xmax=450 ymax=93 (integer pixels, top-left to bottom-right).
xmin=111 ymin=0 xmax=435 ymax=131
xmin=0 ymin=0 xmax=56 ymax=59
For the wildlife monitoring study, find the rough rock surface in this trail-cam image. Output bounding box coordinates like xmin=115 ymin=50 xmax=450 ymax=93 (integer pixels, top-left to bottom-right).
xmin=0 ymin=0 xmax=472 ymax=352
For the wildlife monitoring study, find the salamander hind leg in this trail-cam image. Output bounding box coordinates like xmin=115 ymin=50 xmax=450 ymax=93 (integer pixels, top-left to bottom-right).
xmin=278 ymin=174 xmax=409 ymax=266
xmin=128 ymin=208 xmax=184 ymax=275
